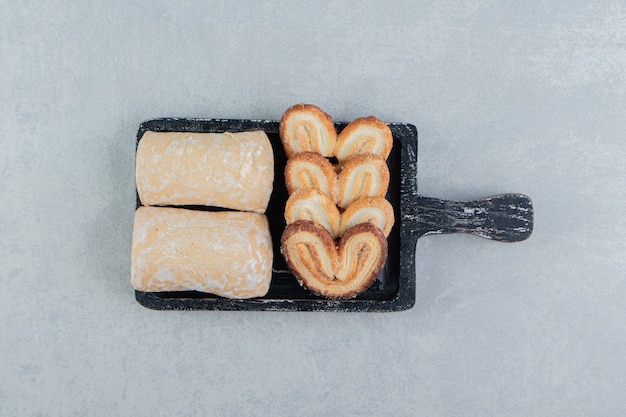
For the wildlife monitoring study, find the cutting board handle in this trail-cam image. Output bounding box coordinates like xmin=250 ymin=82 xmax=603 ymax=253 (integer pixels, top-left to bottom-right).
xmin=416 ymin=194 xmax=533 ymax=242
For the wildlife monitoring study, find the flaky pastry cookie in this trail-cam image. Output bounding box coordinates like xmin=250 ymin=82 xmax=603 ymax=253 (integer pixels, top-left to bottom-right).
xmin=336 ymin=153 xmax=390 ymax=209
xmin=334 ymin=116 xmax=393 ymax=163
xmin=284 ymin=151 xmax=338 ymax=200
xmin=281 ymin=220 xmax=387 ymax=299
xmin=279 ymin=103 xmax=337 ymax=158
xmin=339 ymin=196 xmax=395 ymax=237
xmin=284 ymin=188 xmax=341 ymax=239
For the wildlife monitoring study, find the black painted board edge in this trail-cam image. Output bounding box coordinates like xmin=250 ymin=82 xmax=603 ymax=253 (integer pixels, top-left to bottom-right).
xmin=133 ymin=118 xmax=419 ymax=312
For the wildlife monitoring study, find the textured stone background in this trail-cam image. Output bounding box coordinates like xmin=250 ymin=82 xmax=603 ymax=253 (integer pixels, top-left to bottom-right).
xmin=1 ymin=1 xmax=625 ymax=416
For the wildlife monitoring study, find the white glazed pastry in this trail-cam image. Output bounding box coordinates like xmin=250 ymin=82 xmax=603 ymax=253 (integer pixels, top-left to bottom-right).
xmin=136 ymin=130 xmax=274 ymax=213
xmin=131 ymin=206 xmax=273 ymax=299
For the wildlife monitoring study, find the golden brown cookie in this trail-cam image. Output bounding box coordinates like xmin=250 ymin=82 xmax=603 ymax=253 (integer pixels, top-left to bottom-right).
xmin=279 ymin=104 xmax=337 ymax=158
xmin=284 ymin=188 xmax=341 ymax=239
xmin=339 ymin=197 xmax=395 ymax=237
xmin=336 ymin=153 xmax=390 ymax=209
xmin=334 ymin=116 xmax=393 ymax=163
xmin=284 ymin=151 xmax=338 ymax=200
xmin=281 ymin=220 xmax=387 ymax=299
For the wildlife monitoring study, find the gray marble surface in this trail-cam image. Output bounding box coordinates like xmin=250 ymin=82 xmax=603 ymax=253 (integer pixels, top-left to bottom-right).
xmin=1 ymin=1 xmax=625 ymax=416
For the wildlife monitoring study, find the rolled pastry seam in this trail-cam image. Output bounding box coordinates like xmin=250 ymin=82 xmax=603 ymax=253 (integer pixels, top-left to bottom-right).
xmin=335 ymin=116 xmax=393 ymax=163
xmin=136 ymin=130 xmax=274 ymax=213
xmin=279 ymin=103 xmax=337 ymax=158
xmin=131 ymin=207 xmax=273 ymax=299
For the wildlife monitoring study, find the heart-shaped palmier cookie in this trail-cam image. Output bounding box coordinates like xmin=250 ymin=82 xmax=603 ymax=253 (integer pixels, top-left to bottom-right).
xmin=334 ymin=116 xmax=393 ymax=163
xmin=285 ymin=190 xmax=394 ymax=238
xmin=281 ymin=220 xmax=388 ymax=299
xmin=279 ymin=104 xmax=393 ymax=163
xmin=338 ymin=196 xmax=395 ymax=237
xmin=279 ymin=104 xmax=337 ymax=158
xmin=336 ymin=153 xmax=390 ymax=208
xmin=285 ymin=152 xmax=390 ymax=209
xmin=285 ymin=152 xmax=339 ymax=201
xmin=284 ymin=189 xmax=341 ymax=239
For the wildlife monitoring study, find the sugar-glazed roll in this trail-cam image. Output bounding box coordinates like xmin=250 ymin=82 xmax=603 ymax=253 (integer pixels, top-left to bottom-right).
xmin=284 ymin=151 xmax=338 ymax=200
xmin=131 ymin=207 xmax=273 ymax=299
xmin=279 ymin=104 xmax=337 ymax=158
xmin=334 ymin=116 xmax=393 ymax=163
xmin=336 ymin=153 xmax=390 ymax=209
xmin=136 ymin=130 xmax=274 ymax=213
xmin=284 ymin=188 xmax=341 ymax=239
